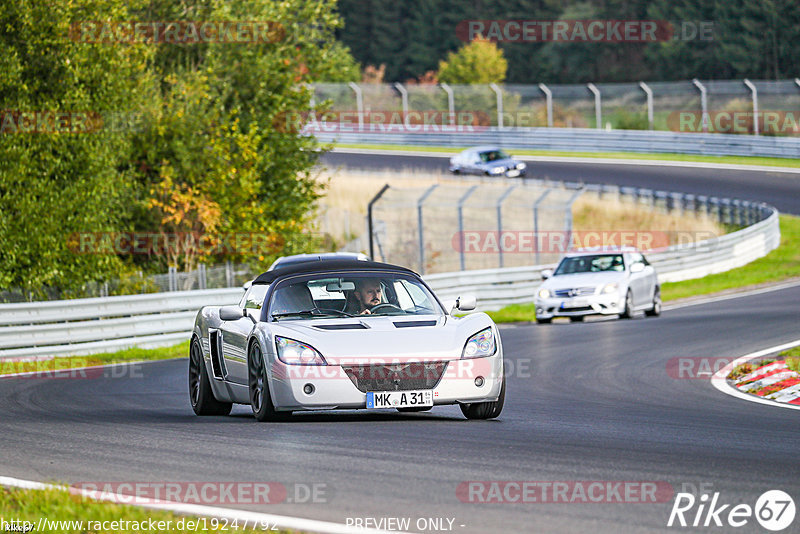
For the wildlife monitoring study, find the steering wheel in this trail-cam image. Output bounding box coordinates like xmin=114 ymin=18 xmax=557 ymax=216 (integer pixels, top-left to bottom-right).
xmin=369 ymin=303 xmax=404 ymax=315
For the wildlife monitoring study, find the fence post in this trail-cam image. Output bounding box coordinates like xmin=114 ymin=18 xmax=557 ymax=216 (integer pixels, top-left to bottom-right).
xmin=587 ymin=83 xmax=601 ymax=129
xmin=538 ymin=83 xmax=553 ymax=127
xmin=743 ymin=79 xmax=758 ymax=136
xmin=168 ymin=266 xmax=177 ymax=292
xmin=367 ymin=184 xmax=391 ymax=260
xmin=417 ymin=185 xmax=439 ymax=274
xmin=457 ymin=185 xmax=478 ymax=271
xmin=348 ymin=82 xmax=364 ymax=131
xmin=394 ymin=82 xmax=409 ymax=127
xmin=225 ymin=261 xmax=233 ymax=287
xmin=496 ymin=185 xmax=517 ymax=268
xmin=440 ymin=83 xmax=455 ymax=126
xmin=639 ymin=81 xmax=654 ymax=130
xmin=564 ymin=188 xmax=584 ymax=252
xmin=533 ymin=189 xmax=553 ymax=264
xmin=490 ymin=83 xmax=504 ymax=128
xmin=198 ymin=264 xmax=207 ymax=290
xmin=692 ymin=79 xmax=708 ymax=133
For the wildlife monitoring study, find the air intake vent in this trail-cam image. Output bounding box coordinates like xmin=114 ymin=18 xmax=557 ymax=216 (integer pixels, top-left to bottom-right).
xmin=393 ymin=320 xmax=437 ymax=328
xmin=313 ymin=323 xmax=368 ymax=330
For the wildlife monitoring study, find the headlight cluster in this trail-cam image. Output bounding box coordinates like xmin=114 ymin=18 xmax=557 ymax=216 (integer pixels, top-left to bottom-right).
xmin=516 ymin=162 xmax=526 ymax=170
xmin=275 ymin=336 xmax=327 ymax=365
xmin=462 ymin=327 xmax=496 ymax=359
xmin=538 ymin=288 xmax=551 ymax=299
xmin=601 ymin=283 xmax=619 ymax=294
xmin=489 ymin=167 xmax=506 ymax=174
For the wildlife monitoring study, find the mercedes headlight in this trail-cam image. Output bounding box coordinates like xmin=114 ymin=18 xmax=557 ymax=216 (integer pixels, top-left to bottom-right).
xmin=538 ymin=288 xmax=551 ymax=299
xmin=602 ymin=283 xmax=619 ymax=294
xmin=516 ymin=162 xmax=526 ymax=170
xmin=275 ymin=336 xmax=327 ymax=365
xmin=462 ymin=328 xmax=496 ymax=359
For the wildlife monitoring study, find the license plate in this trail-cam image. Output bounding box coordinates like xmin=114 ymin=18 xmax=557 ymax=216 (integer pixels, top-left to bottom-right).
xmin=366 ymin=390 xmax=433 ymax=409
xmin=561 ymin=298 xmax=588 ymax=308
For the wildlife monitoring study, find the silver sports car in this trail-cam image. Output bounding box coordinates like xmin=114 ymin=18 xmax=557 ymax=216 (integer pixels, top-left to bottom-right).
xmin=189 ymin=259 xmax=505 ymax=421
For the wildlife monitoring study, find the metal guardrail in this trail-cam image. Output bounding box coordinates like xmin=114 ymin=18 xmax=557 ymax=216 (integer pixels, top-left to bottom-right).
xmin=315 ymin=127 xmax=800 ymax=159
xmin=0 ymin=202 xmax=779 ymax=359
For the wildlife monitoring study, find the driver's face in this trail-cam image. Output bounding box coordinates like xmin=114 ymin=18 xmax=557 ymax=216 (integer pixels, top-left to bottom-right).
xmin=356 ymin=281 xmax=382 ymax=308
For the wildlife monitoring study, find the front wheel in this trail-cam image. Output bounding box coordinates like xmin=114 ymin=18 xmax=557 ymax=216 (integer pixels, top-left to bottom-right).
xmin=620 ymin=290 xmax=634 ymax=319
xmin=248 ymin=342 xmax=291 ymax=422
xmin=645 ymin=287 xmax=661 ymax=317
xmin=460 ymin=376 xmax=505 ymax=420
xmin=188 ymin=337 xmax=232 ymax=416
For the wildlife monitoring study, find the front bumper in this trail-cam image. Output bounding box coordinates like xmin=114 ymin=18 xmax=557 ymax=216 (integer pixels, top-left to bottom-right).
xmin=268 ymin=354 xmax=503 ymax=411
xmin=534 ymin=292 xmax=625 ymax=319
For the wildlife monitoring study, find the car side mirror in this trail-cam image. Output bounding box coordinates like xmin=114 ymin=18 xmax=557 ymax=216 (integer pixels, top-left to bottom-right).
xmin=220 ymin=305 xmax=246 ymax=321
xmin=630 ymin=262 xmax=645 ymax=273
xmin=456 ymin=295 xmax=477 ymax=311
xmin=541 ymin=269 xmax=553 ymax=280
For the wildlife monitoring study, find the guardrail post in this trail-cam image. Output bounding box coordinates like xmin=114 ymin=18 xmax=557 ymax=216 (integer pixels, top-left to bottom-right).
xmin=440 ymin=83 xmax=455 ymax=126
xmin=367 ymin=184 xmax=391 ymax=260
xmin=490 ymin=83 xmax=504 ymax=128
xmin=348 ymin=82 xmax=364 ymax=131
xmin=639 ymin=81 xmax=654 ymax=130
xmin=533 ymin=189 xmax=553 ymax=264
xmin=692 ymin=79 xmax=708 ymax=133
xmin=417 ymin=185 xmax=439 ymax=274
xmin=457 ymin=185 xmax=479 ymax=271
xmin=743 ymin=79 xmax=759 ymax=135
xmin=394 ymin=82 xmax=409 ymax=127
xmin=587 ymin=83 xmax=601 ymax=129
xmin=538 ymin=83 xmax=553 ymax=127
xmin=496 ymin=185 xmax=517 ymax=268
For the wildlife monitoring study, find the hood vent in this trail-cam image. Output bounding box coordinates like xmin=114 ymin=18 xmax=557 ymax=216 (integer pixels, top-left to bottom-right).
xmin=392 ymin=320 xmax=438 ymax=328
xmin=313 ymin=323 xmax=368 ymax=330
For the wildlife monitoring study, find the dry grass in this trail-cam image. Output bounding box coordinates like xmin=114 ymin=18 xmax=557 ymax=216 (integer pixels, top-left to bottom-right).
xmin=314 ymin=168 xmax=726 ymax=257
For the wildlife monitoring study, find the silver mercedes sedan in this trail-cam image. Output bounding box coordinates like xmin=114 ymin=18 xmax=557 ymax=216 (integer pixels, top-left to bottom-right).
xmin=189 ymin=259 xmax=505 ymax=421
xmin=533 ymin=249 xmax=661 ymax=323
xmin=448 ymin=146 xmax=527 ymax=177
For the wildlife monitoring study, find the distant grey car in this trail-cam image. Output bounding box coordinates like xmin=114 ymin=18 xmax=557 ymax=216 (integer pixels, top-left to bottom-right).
xmin=189 ymin=259 xmax=505 ymax=421
xmin=449 ymin=146 xmax=527 ymax=178
xmin=534 ymin=249 xmax=660 ymax=323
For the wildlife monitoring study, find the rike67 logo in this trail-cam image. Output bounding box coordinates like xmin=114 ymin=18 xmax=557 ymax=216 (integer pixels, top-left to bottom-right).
xmin=668 ymin=489 xmax=795 ymax=531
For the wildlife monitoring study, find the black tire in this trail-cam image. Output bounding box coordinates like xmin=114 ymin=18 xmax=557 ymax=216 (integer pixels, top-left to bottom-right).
xmin=620 ymin=289 xmax=634 ymax=319
xmin=397 ymin=406 xmax=433 ymax=412
xmin=189 ymin=337 xmax=232 ymax=416
xmin=536 ymin=317 xmax=552 ymax=324
xmin=460 ymin=375 xmax=505 ymax=420
xmin=645 ymin=287 xmax=662 ymax=317
xmin=570 ymin=315 xmax=585 ymax=322
xmin=248 ymin=342 xmax=291 ymax=422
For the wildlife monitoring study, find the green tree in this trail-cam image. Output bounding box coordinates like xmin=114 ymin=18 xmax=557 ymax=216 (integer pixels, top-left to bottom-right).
xmin=437 ymin=37 xmax=508 ymax=84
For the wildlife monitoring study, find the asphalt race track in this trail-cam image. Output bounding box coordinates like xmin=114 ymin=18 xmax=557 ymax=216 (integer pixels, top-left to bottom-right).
xmin=320 ymin=151 xmax=800 ymax=215
xmin=1 ymin=287 xmax=799 ymax=533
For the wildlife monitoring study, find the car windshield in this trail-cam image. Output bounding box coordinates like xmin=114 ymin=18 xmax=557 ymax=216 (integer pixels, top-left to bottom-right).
xmin=554 ymin=254 xmax=624 ymax=275
xmin=479 ymin=149 xmax=508 ymax=162
xmin=269 ymin=272 xmax=442 ymax=320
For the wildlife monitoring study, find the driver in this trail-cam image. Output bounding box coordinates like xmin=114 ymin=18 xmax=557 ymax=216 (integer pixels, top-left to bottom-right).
xmin=348 ymin=278 xmax=382 ymax=314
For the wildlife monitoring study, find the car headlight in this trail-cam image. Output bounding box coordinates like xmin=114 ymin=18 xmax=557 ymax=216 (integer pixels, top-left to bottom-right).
xmin=462 ymin=327 xmax=496 ymax=359
xmin=275 ymin=336 xmax=327 ymax=365
xmin=602 ymin=283 xmax=619 ymax=294
xmin=538 ymin=288 xmax=551 ymax=299
xmin=489 ymin=166 xmax=505 ymax=174
xmin=516 ymin=162 xmax=526 ymax=170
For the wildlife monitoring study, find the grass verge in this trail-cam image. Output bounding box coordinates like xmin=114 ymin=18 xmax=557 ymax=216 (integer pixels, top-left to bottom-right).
xmin=334 ymin=143 xmax=800 ymax=169
xmin=0 ymin=486 xmax=293 ymax=533
xmin=487 ymin=214 xmax=800 ymax=323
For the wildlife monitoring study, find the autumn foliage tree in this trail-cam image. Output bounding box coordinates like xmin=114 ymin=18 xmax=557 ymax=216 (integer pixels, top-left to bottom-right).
xmin=437 ymin=36 xmax=508 ymax=84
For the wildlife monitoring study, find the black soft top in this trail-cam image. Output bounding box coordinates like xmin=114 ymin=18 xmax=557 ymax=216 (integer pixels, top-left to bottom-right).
xmin=252 ymin=259 xmax=419 ymax=285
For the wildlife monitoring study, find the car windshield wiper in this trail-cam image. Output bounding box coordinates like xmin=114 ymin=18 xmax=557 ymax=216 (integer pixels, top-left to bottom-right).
xmin=271 ymin=308 xmax=356 ymax=320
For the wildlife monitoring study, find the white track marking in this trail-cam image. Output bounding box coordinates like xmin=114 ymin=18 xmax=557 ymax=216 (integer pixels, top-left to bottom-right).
xmin=711 ymin=339 xmax=800 ymax=412
xmin=0 ymin=476 xmax=406 ymax=534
